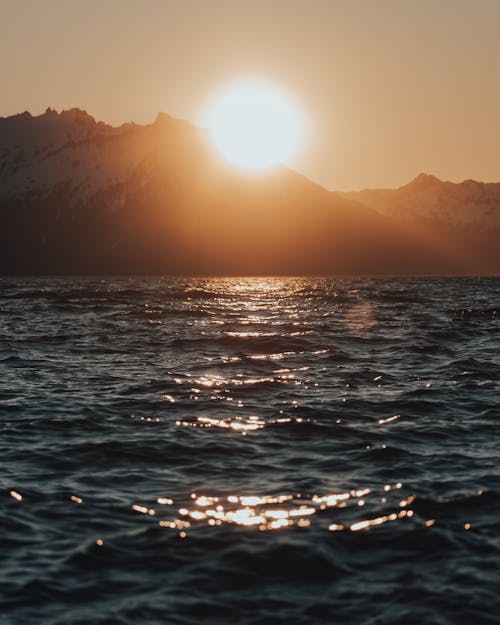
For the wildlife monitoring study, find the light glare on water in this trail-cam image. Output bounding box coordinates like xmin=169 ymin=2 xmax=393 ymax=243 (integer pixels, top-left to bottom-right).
xmin=1 ymin=276 xmax=499 ymax=625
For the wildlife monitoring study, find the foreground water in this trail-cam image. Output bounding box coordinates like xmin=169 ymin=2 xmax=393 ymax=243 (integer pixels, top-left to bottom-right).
xmin=1 ymin=277 xmax=499 ymax=624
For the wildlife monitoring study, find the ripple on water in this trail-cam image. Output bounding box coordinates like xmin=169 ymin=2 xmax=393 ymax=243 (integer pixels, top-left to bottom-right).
xmin=1 ymin=276 xmax=499 ymax=624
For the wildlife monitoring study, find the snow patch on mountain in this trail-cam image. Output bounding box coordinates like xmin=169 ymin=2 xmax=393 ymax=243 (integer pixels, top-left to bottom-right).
xmin=341 ymin=173 xmax=500 ymax=227
xmin=0 ymin=108 xmax=151 ymax=209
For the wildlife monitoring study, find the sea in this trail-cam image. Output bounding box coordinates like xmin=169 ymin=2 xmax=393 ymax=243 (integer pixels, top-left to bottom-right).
xmin=1 ymin=276 xmax=499 ymax=625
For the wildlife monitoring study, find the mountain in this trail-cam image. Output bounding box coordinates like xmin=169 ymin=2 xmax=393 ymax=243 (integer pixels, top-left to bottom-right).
xmin=340 ymin=174 xmax=500 ymax=274
xmin=341 ymin=173 xmax=500 ymax=227
xmin=0 ymin=108 xmax=497 ymax=275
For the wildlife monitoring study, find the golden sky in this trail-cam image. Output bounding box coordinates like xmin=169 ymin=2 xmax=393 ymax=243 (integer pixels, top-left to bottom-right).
xmin=2 ymin=0 xmax=499 ymax=190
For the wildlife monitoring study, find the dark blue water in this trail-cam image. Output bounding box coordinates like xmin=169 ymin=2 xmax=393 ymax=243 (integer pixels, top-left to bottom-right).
xmin=1 ymin=277 xmax=499 ymax=625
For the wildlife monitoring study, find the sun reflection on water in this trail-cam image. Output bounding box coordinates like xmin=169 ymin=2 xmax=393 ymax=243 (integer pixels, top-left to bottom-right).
xmin=176 ymin=415 xmax=266 ymax=431
xmin=176 ymin=415 xmax=312 ymax=432
xmin=127 ymin=483 xmax=423 ymax=535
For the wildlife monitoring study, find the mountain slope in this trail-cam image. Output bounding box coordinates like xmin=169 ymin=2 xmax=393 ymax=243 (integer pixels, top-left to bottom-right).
xmin=340 ymin=173 xmax=500 ymax=227
xmin=0 ymin=110 xmax=495 ymax=275
xmin=340 ymin=174 xmax=500 ymax=274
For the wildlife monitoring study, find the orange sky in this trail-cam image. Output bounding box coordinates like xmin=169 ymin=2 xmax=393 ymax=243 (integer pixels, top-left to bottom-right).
xmin=2 ymin=0 xmax=500 ymax=190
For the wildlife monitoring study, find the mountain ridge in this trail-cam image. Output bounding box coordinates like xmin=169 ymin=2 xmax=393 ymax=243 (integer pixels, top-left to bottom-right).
xmin=340 ymin=172 xmax=500 ymax=227
xmin=0 ymin=108 xmax=498 ymax=275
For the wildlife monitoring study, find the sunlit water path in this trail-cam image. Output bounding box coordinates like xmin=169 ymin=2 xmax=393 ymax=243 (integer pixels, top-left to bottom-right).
xmin=1 ymin=277 xmax=499 ymax=624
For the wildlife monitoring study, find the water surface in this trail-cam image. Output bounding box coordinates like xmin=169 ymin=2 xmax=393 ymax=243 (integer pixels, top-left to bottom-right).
xmin=1 ymin=277 xmax=499 ymax=624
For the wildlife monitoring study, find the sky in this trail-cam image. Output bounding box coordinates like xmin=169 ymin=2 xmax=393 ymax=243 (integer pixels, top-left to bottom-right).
xmin=1 ymin=0 xmax=500 ymax=191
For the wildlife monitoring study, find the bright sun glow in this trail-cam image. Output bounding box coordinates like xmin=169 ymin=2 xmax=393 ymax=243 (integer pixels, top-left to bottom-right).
xmin=205 ymin=80 xmax=303 ymax=171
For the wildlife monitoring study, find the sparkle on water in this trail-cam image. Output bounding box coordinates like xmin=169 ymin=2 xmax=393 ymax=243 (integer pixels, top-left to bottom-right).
xmin=2 ymin=276 xmax=499 ymax=625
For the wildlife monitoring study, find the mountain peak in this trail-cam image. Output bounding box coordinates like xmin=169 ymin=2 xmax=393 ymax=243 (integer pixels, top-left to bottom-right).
xmin=0 ymin=110 xmax=31 ymax=124
xmin=154 ymin=112 xmax=175 ymax=125
xmin=59 ymin=108 xmax=97 ymax=126
xmin=405 ymin=173 xmax=441 ymax=191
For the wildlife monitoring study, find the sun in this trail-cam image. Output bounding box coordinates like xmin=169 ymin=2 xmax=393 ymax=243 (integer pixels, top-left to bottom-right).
xmin=205 ymin=80 xmax=303 ymax=171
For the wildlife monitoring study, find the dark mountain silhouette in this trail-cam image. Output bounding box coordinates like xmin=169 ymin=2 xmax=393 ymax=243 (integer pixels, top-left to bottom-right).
xmin=0 ymin=108 xmax=497 ymax=275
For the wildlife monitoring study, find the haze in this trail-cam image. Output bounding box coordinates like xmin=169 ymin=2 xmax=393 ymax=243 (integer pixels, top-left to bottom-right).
xmin=1 ymin=0 xmax=500 ymax=190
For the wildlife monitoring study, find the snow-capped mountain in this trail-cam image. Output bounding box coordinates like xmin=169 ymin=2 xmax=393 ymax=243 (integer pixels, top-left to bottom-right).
xmin=341 ymin=173 xmax=500 ymax=227
xmin=0 ymin=109 xmax=498 ymax=275
xmin=0 ymin=108 xmax=204 ymax=212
